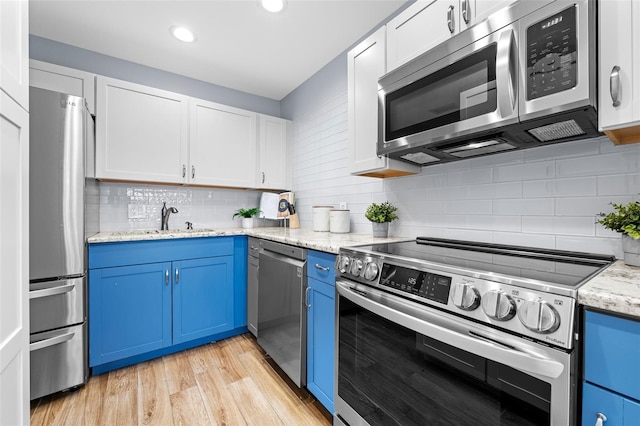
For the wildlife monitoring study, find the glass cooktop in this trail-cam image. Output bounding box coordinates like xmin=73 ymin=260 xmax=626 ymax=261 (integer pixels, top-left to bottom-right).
xmin=353 ymin=237 xmax=615 ymax=288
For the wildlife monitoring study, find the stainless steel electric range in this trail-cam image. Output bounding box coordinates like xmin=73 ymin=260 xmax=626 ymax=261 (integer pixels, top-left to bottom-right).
xmin=334 ymin=237 xmax=614 ymax=426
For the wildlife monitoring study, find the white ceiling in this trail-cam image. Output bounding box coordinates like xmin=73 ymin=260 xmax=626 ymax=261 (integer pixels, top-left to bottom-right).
xmin=29 ymin=0 xmax=407 ymax=100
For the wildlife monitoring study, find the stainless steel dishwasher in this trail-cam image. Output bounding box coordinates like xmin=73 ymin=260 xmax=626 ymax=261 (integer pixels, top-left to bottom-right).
xmin=247 ymin=237 xmax=260 ymax=337
xmin=257 ymin=239 xmax=307 ymax=387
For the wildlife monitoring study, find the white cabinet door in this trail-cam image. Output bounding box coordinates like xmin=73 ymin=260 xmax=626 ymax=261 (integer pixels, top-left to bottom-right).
xmin=96 ymin=77 xmax=188 ymax=184
xmin=0 ymin=0 xmax=29 ymax=110
xmin=598 ymin=0 xmax=640 ymax=143
xmin=30 ymin=60 xmax=96 ymax=115
xmin=460 ymin=0 xmax=517 ymax=31
xmin=0 ymin=91 xmax=30 ymax=426
xmin=386 ymin=0 xmax=457 ymax=71
xmin=348 ymin=27 xmax=419 ymax=178
xmin=189 ymin=99 xmax=257 ymax=188
xmin=257 ymin=114 xmax=290 ymax=190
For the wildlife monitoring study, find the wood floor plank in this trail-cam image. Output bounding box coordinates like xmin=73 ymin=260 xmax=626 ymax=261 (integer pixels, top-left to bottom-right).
xmin=170 ymin=386 xmax=211 ymax=426
xmin=196 ymin=363 xmax=247 ymax=426
xmin=238 ymin=350 xmax=315 ymax=424
xmin=226 ymin=376 xmax=284 ymax=425
xmin=137 ymin=357 xmax=173 ymax=426
xmin=30 ymin=334 xmax=332 ymax=426
xmin=187 ymin=342 xmax=216 ymax=375
xmin=163 ymin=349 xmax=197 ymax=395
xmin=211 ymin=338 xmax=249 ymax=385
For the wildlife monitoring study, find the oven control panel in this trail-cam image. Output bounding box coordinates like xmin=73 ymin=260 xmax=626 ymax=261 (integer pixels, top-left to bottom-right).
xmin=336 ymin=251 xmax=578 ymax=350
xmin=379 ymin=263 xmax=451 ymax=305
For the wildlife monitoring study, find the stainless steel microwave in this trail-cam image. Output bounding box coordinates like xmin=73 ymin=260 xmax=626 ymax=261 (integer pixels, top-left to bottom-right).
xmin=378 ymin=0 xmax=599 ymax=166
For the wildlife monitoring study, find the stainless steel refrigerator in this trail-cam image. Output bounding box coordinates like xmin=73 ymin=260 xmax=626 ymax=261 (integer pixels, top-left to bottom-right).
xmin=29 ymin=87 xmax=96 ymax=400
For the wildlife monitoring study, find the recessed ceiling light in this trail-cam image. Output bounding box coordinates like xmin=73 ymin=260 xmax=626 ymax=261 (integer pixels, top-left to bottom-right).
xmin=260 ymin=0 xmax=286 ymax=13
xmin=170 ymin=26 xmax=196 ymax=43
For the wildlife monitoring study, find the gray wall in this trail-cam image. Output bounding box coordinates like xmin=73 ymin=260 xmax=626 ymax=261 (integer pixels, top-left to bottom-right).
xmin=30 ymin=35 xmax=281 ymax=116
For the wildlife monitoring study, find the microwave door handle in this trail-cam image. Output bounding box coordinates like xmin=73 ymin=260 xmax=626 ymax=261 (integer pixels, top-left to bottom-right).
xmin=496 ymin=29 xmax=517 ymax=118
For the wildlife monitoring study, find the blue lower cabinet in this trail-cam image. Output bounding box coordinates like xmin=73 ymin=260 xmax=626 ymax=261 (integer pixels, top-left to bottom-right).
xmin=173 ymin=256 xmax=234 ymax=343
xmin=582 ymin=382 xmax=640 ymax=426
xmin=89 ymin=237 xmax=247 ymax=373
xmin=89 ymin=262 xmax=172 ymax=366
xmin=306 ymin=249 xmax=336 ymax=414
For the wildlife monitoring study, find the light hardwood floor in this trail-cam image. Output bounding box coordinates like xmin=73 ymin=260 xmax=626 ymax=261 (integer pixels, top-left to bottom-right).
xmin=30 ymin=333 xmax=332 ymax=425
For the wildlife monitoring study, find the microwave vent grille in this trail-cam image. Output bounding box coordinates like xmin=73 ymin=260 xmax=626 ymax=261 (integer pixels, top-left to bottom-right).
xmin=528 ymin=119 xmax=586 ymax=142
xmin=400 ymin=152 xmax=440 ymax=165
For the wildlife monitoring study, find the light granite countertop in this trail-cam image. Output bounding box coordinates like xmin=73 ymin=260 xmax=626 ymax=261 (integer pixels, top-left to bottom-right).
xmin=88 ymin=228 xmax=640 ymax=317
xmin=578 ymin=260 xmax=640 ymax=318
xmin=87 ymin=227 xmax=411 ymax=254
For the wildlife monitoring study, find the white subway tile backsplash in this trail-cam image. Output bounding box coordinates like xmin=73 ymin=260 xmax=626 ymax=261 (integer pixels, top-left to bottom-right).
xmin=556 ymin=151 xmax=640 ymax=178
xmin=523 ymin=139 xmax=600 ymax=162
xmin=522 ymin=216 xmax=596 ymax=236
xmin=494 ymin=161 xmax=555 ymax=182
xmin=493 ymin=198 xmax=555 ymax=216
xmin=466 ymin=182 xmax=522 ymax=199
xmin=556 ymin=196 xmax=634 ymax=217
xmin=492 ymin=232 xmax=555 ymax=248
xmin=523 ymin=177 xmax=597 ymax=198
xmin=597 ymin=174 xmax=640 ymax=196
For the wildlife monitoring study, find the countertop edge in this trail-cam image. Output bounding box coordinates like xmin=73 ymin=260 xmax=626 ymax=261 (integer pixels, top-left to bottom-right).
xmin=578 ymin=260 xmax=640 ymax=318
xmin=87 ymin=227 xmax=411 ymax=254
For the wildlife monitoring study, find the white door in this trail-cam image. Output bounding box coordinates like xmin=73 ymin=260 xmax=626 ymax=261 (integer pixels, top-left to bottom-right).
xmin=257 ymin=114 xmax=289 ymax=190
xmin=0 ymin=0 xmax=30 ymax=423
xmin=0 ymin=91 xmax=30 ymax=426
xmin=189 ymin=99 xmax=257 ymax=188
xmin=96 ymin=77 xmax=189 ymax=184
xmin=0 ymin=0 xmax=29 ymax=109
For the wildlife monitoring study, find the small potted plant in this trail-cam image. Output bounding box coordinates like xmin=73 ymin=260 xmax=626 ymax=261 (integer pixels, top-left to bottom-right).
xmin=365 ymin=201 xmax=398 ymax=237
xmin=233 ymin=207 xmax=261 ymax=229
xmin=597 ymin=201 xmax=640 ymax=266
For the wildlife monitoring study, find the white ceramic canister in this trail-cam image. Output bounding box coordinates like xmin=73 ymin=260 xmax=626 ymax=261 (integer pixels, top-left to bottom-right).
xmin=312 ymin=206 xmax=333 ymax=232
xmin=330 ymin=209 xmax=350 ymax=233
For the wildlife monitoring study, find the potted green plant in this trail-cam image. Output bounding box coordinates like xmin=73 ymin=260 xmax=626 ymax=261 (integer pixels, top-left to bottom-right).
xmin=365 ymin=201 xmax=398 ymax=237
xmin=233 ymin=207 xmax=261 ymax=229
xmin=597 ymin=201 xmax=640 ymax=266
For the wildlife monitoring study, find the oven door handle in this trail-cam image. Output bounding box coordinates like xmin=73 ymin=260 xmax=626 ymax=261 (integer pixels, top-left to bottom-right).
xmin=337 ymin=280 xmax=565 ymax=379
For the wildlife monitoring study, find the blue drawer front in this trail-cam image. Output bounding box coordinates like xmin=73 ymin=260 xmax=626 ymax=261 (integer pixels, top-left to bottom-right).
xmin=89 ymin=236 xmax=235 ymax=268
xmin=307 ymin=250 xmax=336 ymax=284
xmin=585 ymin=311 xmax=640 ymax=401
xmin=582 ymin=382 xmax=640 ymax=426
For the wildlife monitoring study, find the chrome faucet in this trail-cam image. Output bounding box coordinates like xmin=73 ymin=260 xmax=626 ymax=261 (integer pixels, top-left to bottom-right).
xmin=161 ymin=202 xmax=179 ymax=230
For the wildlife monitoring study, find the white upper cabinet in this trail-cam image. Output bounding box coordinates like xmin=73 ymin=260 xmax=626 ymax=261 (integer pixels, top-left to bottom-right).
xmin=348 ymin=27 xmax=419 ymax=178
xmin=386 ymin=0 xmax=516 ymax=71
xmin=0 ymin=0 xmax=29 ymax=110
xmin=189 ymin=99 xmax=257 ymax=188
xmin=386 ymin=0 xmax=455 ymax=71
xmin=30 ymin=60 xmax=96 ymax=115
xmin=460 ymin=0 xmax=518 ymax=31
xmin=598 ymin=0 xmax=640 ymax=144
xmin=96 ymin=76 xmax=189 ymax=184
xmin=257 ymin=114 xmax=290 ymax=190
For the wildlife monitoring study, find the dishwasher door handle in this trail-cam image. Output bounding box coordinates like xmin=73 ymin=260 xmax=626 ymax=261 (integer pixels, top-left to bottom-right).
xmin=305 ymin=286 xmax=311 ymax=308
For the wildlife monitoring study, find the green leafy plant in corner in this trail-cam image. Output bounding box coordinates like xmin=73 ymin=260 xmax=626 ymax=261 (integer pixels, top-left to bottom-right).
xmin=365 ymin=201 xmax=399 ymax=223
xmin=597 ymin=201 xmax=640 ymax=240
xmin=232 ymin=207 xmax=261 ymax=219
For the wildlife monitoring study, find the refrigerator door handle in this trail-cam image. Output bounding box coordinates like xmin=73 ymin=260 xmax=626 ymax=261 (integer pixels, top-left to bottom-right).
xmin=29 ymin=331 xmax=75 ymax=352
xmin=29 ymin=282 xmax=76 ymax=299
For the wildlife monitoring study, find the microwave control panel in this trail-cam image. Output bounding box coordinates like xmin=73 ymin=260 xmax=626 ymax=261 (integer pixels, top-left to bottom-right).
xmin=526 ymin=5 xmax=577 ymax=100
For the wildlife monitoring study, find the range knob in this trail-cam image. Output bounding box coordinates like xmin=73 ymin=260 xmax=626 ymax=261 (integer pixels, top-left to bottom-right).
xmin=518 ymin=299 xmax=560 ymax=333
xmin=481 ymin=290 xmax=516 ymax=321
xmin=451 ymin=283 xmax=480 ymax=311
xmin=336 ymin=255 xmax=350 ymax=274
xmin=363 ymin=262 xmax=379 ymax=281
xmin=350 ymin=259 xmax=364 ymax=277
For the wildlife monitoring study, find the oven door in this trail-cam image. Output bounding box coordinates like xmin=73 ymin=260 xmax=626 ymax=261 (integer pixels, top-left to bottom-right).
xmin=335 ymin=280 xmax=576 ymax=426
xmin=378 ymin=23 xmax=518 ymax=157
